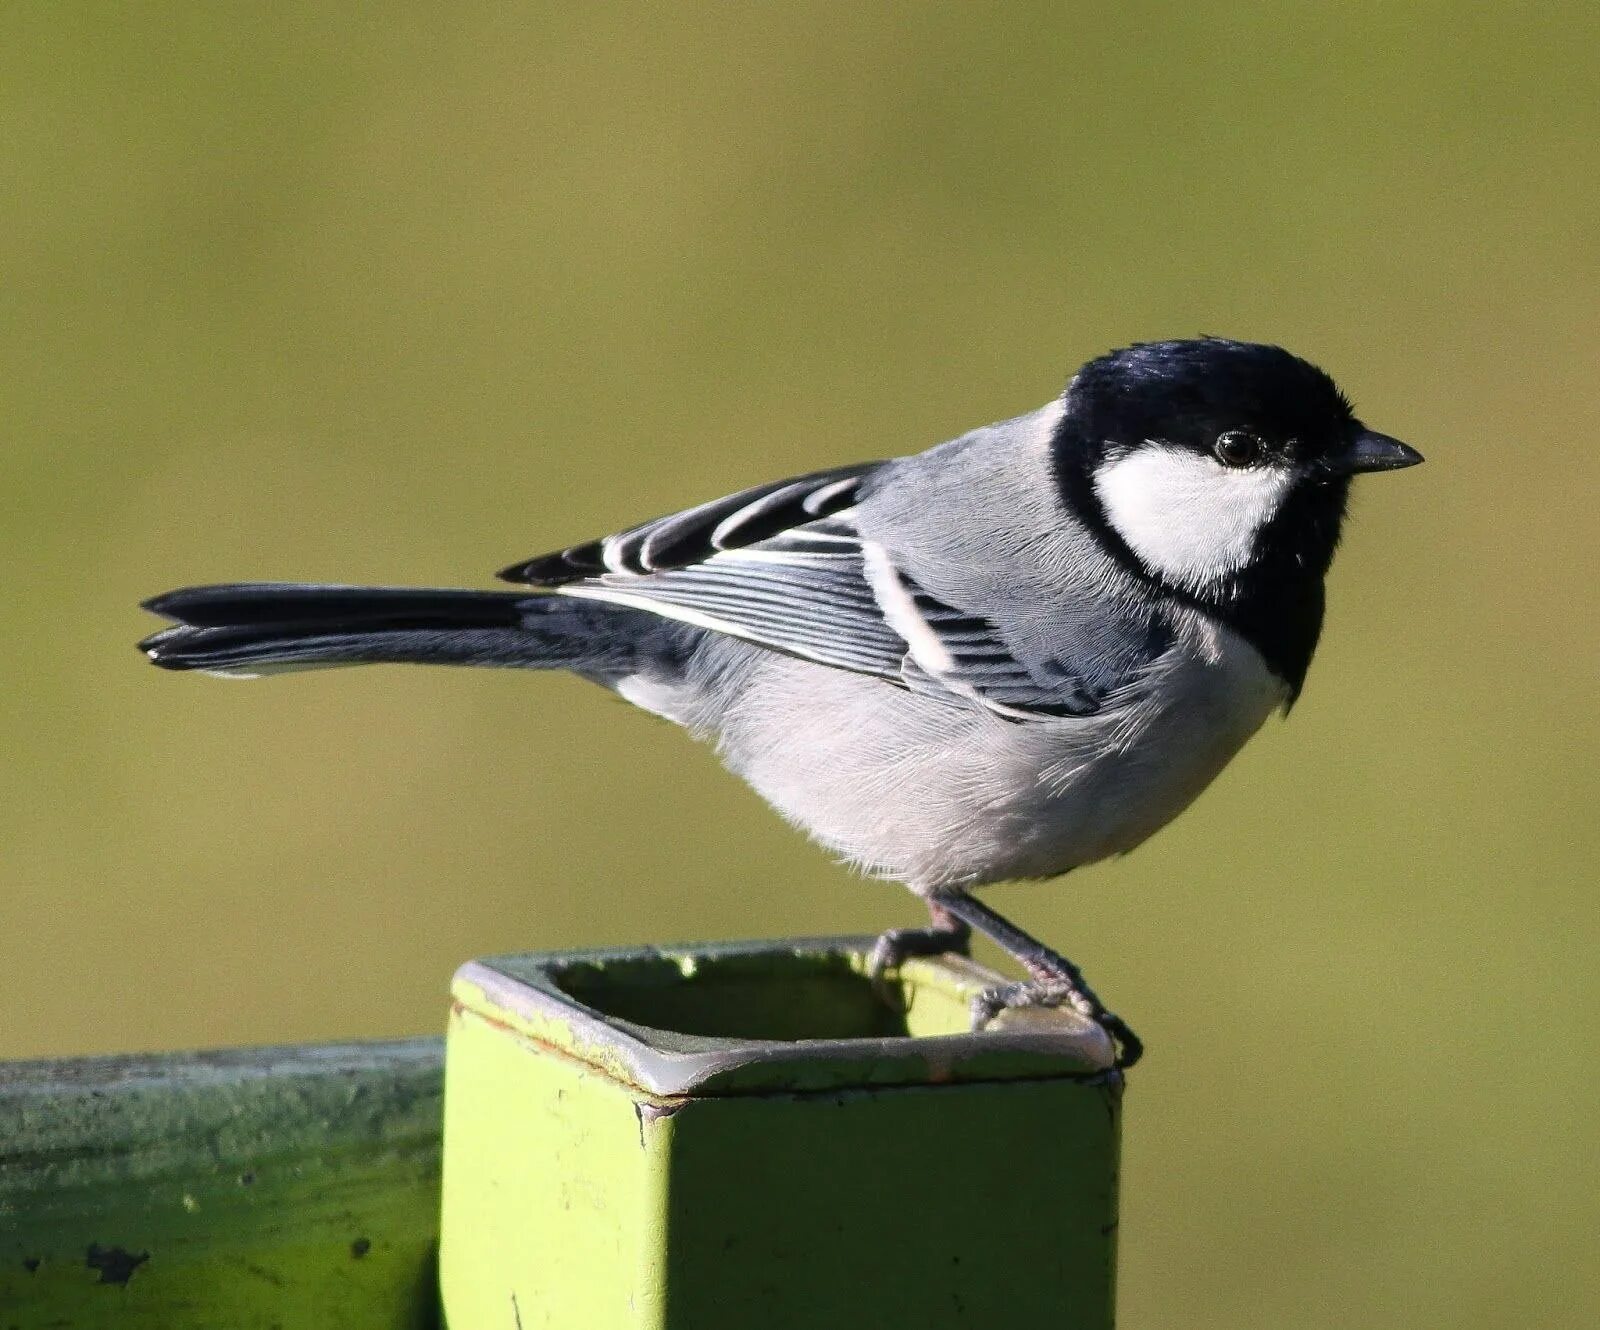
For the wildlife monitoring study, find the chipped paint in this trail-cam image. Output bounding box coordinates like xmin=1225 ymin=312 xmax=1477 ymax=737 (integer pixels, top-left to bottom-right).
xmin=85 ymin=1244 xmax=149 ymax=1286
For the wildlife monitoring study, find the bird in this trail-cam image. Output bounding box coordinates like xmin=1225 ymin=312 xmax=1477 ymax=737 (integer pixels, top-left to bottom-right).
xmin=139 ymin=337 xmax=1423 ymax=1068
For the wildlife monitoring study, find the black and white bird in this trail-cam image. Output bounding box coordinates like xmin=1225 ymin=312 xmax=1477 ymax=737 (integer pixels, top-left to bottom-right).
xmin=140 ymin=338 xmax=1422 ymax=1067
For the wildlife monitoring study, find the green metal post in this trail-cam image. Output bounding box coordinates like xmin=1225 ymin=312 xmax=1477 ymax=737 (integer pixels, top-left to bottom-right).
xmin=440 ymin=937 xmax=1121 ymax=1328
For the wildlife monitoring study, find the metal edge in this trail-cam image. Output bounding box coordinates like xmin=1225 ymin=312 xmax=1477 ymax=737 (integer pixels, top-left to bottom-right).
xmin=450 ymin=937 xmax=1113 ymax=1096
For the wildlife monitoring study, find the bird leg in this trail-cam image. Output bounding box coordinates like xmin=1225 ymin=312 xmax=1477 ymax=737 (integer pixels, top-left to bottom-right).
xmin=934 ymin=890 xmax=1142 ymax=1069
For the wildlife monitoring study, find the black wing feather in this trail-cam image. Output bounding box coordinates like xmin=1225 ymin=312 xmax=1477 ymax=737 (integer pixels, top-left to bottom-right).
xmin=498 ymin=462 xmax=883 ymax=584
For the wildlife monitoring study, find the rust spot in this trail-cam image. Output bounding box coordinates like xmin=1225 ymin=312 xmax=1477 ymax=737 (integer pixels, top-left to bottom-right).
xmin=637 ymin=1100 xmax=685 ymax=1121
xmin=350 ymin=1237 xmax=371 ymax=1259
xmin=632 ymin=1097 xmax=687 ymax=1148
xmin=85 ymin=1244 xmax=149 ymax=1285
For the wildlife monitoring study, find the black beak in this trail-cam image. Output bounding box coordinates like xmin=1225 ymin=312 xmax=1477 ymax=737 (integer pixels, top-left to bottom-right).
xmin=1329 ymin=428 xmax=1425 ymax=475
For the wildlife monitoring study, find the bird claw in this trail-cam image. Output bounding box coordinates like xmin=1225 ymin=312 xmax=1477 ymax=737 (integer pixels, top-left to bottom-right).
xmin=867 ymin=923 xmax=971 ymax=1007
xmin=970 ymin=978 xmax=1081 ymax=1024
xmin=971 ymin=979 xmax=1143 ymax=1069
xmin=868 ymin=924 xmax=971 ymax=975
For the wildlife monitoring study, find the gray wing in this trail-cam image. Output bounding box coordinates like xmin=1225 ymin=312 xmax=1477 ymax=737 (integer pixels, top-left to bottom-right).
xmin=499 ymin=462 xmax=1162 ymax=719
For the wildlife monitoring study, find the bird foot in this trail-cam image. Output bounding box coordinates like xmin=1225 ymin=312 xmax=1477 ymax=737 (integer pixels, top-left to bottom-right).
xmin=867 ymin=922 xmax=972 ymax=1008
xmin=971 ymin=979 xmax=1143 ymax=1069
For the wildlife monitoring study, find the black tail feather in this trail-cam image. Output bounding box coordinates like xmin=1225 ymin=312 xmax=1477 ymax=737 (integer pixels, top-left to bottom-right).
xmin=138 ymin=583 xmax=567 ymax=674
xmin=142 ymin=583 xmax=531 ymax=629
xmin=138 ymin=580 xmax=675 ymax=676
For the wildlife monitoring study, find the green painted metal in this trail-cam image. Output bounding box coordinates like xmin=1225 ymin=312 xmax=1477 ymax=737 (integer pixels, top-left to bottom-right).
xmin=0 ymin=1039 xmax=443 ymax=1329
xmin=0 ymin=939 xmax=1124 ymax=1327
xmin=441 ymin=937 xmax=1121 ymax=1329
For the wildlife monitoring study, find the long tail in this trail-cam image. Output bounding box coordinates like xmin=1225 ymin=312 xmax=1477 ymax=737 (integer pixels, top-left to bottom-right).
xmin=138 ymin=583 xmax=630 ymax=677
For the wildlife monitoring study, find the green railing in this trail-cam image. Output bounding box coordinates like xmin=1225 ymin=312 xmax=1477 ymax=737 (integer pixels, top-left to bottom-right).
xmin=0 ymin=1040 xmax=443 ymax=1327
xmin=1 ymin=938 xmax=1120 ymax=1328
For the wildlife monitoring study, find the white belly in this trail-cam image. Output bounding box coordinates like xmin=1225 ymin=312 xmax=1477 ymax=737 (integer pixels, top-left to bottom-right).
xmin=621 ymin=613 xmax=1286 ymax=891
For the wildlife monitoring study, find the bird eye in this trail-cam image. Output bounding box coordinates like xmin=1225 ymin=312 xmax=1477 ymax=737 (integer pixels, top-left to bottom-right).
xmin=1213 ymin=431 xmax=1264 ymax=467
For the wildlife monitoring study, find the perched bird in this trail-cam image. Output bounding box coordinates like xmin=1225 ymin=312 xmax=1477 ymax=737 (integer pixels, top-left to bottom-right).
xmin=140 ymin=338 xmax=1422 ymax=1067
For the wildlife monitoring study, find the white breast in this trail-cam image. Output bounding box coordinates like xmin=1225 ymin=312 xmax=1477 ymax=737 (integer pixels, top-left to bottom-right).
xmin=1003 ymin=613 xmax=1287 ymax=876
xmin=672 ymin=613 xmax=1287 ymax=892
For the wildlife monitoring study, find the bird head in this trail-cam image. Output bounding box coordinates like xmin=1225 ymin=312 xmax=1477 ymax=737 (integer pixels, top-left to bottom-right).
xmin=1054 ymin=337 xmax=1421 ymax=600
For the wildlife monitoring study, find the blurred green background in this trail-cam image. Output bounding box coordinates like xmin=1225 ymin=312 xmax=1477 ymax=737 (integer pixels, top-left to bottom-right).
xmin=4 ymin=3 xmax=1597 ymax=1326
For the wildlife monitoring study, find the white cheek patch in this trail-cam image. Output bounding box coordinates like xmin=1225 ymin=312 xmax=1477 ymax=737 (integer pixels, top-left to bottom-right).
xmin=1094 ymin=446 xmax=1295 ymax=589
